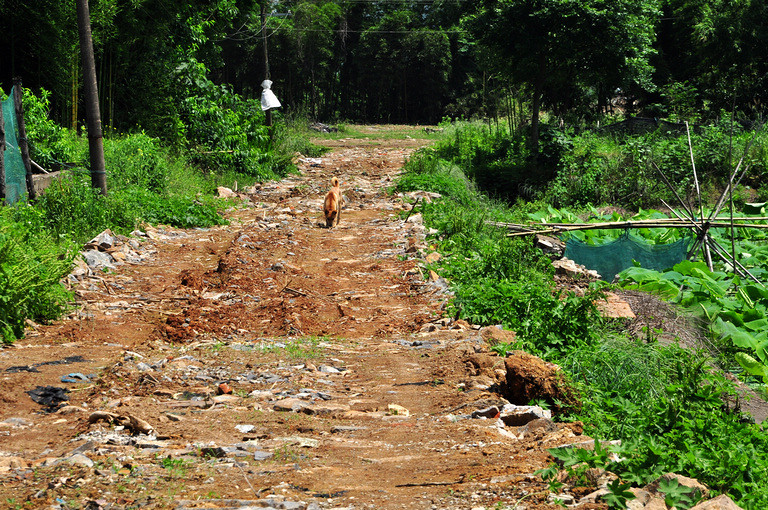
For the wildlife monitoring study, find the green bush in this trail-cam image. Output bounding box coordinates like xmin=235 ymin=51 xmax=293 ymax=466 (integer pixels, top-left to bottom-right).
xmin=177 ymin=58 xmax=293 ymax=181
xmin=430 ymin=121 xmax=536 ymax=202
xmin=104 ymin=133 xmax=170 ymax=193
xmin=112 ymin=187 xmax=226 ymax=229
xmin=565 ymin=339 xmax=768 ymax=507
xmin=21 ymin=87 xmax=86 ymax=169
xmin=32 ymin=173 xmax=136 ymax=244
xmin=0 ymin=212 xmax=74 ymax=343
xmin=397 ymin=151 xmax=475 ymax=205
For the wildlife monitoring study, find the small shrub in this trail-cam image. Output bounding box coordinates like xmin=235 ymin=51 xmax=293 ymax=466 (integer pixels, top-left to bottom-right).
xmin=0 ymin=213 xmax=74 ymax=342
xmin=104 ymin=133 xmax=170 ymax=193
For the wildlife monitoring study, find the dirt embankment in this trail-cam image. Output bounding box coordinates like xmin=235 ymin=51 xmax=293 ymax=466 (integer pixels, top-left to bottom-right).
xmin=0 ymin=131 xmax=606 ymax=509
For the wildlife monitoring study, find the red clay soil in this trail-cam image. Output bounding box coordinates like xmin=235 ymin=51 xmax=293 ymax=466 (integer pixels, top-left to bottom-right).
xmin=0 ymin=127 xmax=606 ymax=509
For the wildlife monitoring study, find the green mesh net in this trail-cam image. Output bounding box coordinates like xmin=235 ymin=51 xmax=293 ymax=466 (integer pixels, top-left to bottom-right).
xmin=2 ymin=86 xmax=27 ymax=205
xmin=565 ymin=232 xmax=692 ymax=281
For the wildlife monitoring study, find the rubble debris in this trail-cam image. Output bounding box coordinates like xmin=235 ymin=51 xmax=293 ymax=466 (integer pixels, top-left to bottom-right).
xmin=26 ymin=386 xmax=69 ymax=411
xmin=87 ymin=411 xmax=154 ymax=435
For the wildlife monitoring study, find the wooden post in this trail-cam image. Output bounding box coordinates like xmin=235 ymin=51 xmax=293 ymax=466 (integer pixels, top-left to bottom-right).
xmin=0 ymin=97 xmax=5 ymax=203
xmin=13 ymin=78 xmax=36 ymax=202
xmin=261 ymin=2 xmax=273 ymax=128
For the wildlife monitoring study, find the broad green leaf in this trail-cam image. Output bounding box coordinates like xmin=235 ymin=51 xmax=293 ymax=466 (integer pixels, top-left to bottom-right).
xmin=673 ymin=260 xmax=709 ymax=276
xmin=736 ymin=352 xmax=768 ymax=381
xmin=713 ymin=317 xmax=758 ymax=350
xmin=744 ymin=318 xmax=768 ymax=332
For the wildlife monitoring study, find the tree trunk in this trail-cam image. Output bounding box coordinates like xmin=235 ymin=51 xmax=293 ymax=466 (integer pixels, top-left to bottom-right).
xmin=0 ymin=100 xmax=5 ymax=203
xmin=13 ymin=79 xmax=37 ymax=202
xmin=530 ymin=52 xmax=546 ymax=163
xmin=76 ymin=0 xmax=107 ymax=195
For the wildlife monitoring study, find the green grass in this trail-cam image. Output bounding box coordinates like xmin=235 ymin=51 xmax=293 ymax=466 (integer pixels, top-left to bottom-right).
xmin=397 ymin=122 xmax=768 ymax=509
xmin=258 ymin=336 xmax=327 ymax=359
xmin=307 ymin=123 xmax=445 ymax=142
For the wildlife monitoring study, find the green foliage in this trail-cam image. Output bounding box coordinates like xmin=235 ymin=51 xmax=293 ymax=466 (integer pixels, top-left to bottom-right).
xmin=603 ymin=479 xmax=637 ymax=510
xmin=0 ymin=211 xmax=74 ymax=343
xmin=658 ymin=477 xmax=701 ymax=509
xmin=176 ymin=58 xmax=291 ymax=181
xmin=427 ymin=122 xmax=535 ymax=201
xmin=411 ymin=126 xmax=768 ymax=508
xmin=160 ymin=456 xmax=192 ymax=477
xmin=112 ymin=187 xmax=226 ymax=230
xmin=31 ymin=174 xmax=136 ymax=244
xmin=549 ymin=439 xmax=611 ymax=472
xmin=543 ymin=121 xmax=768 ymax=210
xmin=400 ymin=132 xmax=604 ymax=356
xmin=396 ymin=150 xmax=475 ymax=206
xmin=104 ymin=133 xmax=170 ymax=193
xmin=618 ymin=255 xmax=768 ymax=380
xmin=567 ymin=337 xmax=768 ymax=507
xmin=21 ymin=88 xmax=86 ymax=169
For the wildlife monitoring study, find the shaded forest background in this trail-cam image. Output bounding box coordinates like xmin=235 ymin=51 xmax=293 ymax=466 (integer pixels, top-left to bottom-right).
xmin=2 ymin=0 xmax=768 ymax=140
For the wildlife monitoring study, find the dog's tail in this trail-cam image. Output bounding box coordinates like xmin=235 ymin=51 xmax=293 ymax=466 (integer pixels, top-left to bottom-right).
xmin=331 ymin=176 xmax=339 ymax=187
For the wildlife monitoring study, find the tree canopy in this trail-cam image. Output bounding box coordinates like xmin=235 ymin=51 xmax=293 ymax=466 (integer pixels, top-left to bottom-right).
xmin=1 ymin=0 xmax=767 ymax=138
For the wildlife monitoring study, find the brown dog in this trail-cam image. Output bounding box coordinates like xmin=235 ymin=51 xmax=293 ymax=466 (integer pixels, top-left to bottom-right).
xmin=323 ymin=177 xmax=343 ymax=228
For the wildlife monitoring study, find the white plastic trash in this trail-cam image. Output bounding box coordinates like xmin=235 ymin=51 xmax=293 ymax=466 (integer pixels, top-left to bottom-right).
xmin=261 ymin=80 xmax=281 ymax=111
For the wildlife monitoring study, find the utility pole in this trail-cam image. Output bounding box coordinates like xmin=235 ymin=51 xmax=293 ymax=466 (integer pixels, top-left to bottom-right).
xmin=76 ymin=0 xmax=107 ymax=195
xmin=262 ymin=1 xmax=272 ymax=127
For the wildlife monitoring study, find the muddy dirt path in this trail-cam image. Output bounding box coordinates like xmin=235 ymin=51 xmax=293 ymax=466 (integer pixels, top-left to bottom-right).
xmin=0 ymin=129 xmax=603 ymax=509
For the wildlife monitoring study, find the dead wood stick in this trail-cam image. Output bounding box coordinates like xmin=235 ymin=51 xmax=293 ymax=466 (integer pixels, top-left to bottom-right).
xmin=282 ymin=286 xmax=308 ymax=297
xmin=396 ymin=479 xmax=464 ymax=487
xmin=78 ymin=296 xmax=192 ymax=303
xmin=404 ymin=196 xmax=422 ymax=222
xmin=30 ymin=159 xmax=50 ymax=174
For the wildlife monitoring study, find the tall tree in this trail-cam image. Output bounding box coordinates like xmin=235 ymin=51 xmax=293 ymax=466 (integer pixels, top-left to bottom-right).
xmin=658 ymin=0 xmax=768 ymax=116
xmin=466 ymin=0 xmax=660 ymax=159
xmin=76 ymin=0 xmax=107 ymax=194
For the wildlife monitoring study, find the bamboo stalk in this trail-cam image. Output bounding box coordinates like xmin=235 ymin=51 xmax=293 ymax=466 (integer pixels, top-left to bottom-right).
xmin=0 ymin=98 xmax=5 ymax=203
xmin=503 ymin=221 xmax=768 ymax=237
xmin=707 ymin=234 xmax=763 ymax=286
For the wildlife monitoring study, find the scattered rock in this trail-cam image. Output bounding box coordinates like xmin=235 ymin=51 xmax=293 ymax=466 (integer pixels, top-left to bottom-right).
xmin=499 ymin=405 xmax=551 ymax=426
xmin=85 ymin=229 xmax=117 ymax=251
xmin=273 ymin=398 xmax=309 ymax=413
xmin=387 ymin=404 xmax=410 ymax=416
xmin=0 ymin=457 xmax=29 ymax=472
xmin=534 ymin=234 xmax=565 ymax=258
xmin=217 ymin=186 xmax=238 ymax=198
xmin=519 ymin=418 xmax=558 ymax=437
xmin=690 ymin=494 xmax=744 ymax=509
xmin=502 ymin=351 xmax=579 ymax=412
xmin=65 ymin=453 xmax=94 ymax=468
xmin=57 ymin=405 xmax=87 ymax=415
xmin=81 ymin=249 xmax=116 ymax=270
xmin=479 ymin=326 xmax=517 ymax=345
xmin=471 ymin=406 xmax=500 ymax=419
xmin=552 ymin=257 xmax=600 ymax=279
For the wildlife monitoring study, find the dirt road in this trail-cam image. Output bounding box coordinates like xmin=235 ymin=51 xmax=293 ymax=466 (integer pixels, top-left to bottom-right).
xmin=0 ymin=129 xmax=602 ymax=509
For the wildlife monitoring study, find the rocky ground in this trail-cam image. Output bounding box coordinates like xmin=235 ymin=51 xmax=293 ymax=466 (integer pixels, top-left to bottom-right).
xmin=0 ymin=127 xmax=741 ymax=509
